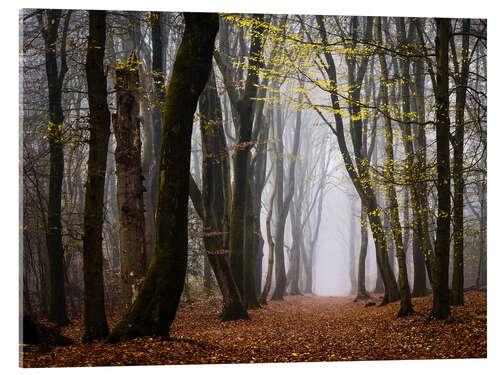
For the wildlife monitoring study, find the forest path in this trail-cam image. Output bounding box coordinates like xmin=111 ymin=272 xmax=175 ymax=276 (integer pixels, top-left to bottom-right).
xmin=22 ymin=291 xmax=486 ymax=367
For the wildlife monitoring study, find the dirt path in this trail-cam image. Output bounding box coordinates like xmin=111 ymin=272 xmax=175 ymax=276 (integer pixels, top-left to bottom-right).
xmin=22 ymin=291 xmax=486 ymax=367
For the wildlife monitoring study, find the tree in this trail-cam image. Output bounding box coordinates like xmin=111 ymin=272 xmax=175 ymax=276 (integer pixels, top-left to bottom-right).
xmin=112 ymin=50 xmax=147 ymax=309
xmin=431 ymin=18 xmax=452 ymax=320
xmin=376 ymin=17 xmax=413 ymax=316
xmin=197 ymin=71 xmax=248 ymax=320
xmin=315 ymin=15 xmax=400 ymax=305
xmin=215 ymin=14 xmax=265 ymax=306
xmin=36 ymin=8 xmax=72 ymax=326
xmin=82 ymin=9 xmax=110 ymax=342
xmin=451 ymin=19 xmax=471 ymax=306
xmin=106 ymin=12 xmax=219 ymax=342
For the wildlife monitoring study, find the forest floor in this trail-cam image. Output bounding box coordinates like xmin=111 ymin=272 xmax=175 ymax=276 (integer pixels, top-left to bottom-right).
xmin=21 ymin=290 xmax=487 ymax=367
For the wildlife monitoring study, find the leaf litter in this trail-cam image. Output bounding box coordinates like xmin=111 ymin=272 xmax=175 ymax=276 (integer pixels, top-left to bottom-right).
xmin=21 ymin=290 xmax=486 ymax=367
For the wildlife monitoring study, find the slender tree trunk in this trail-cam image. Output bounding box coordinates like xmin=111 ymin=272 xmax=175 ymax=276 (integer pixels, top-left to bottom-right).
xmin=431 ymin=18 xmax=452 ymax=320
xmin=349 ymin=200 xmax=357 ymax=296
xmin=377 ymin=17 xmax=413 ymax=316
xmin=38 ymin=9 xmax=70 ymax=326
xmin=244 ymin=181 xmax=260 ymax=308
xmin=149 ymin=11 xmax=167 ymax=223
xmin=356 ymin=204 xmax=370 ymax=300
xmin=451 ymin=19 xmax=470 ymax=306
xmin=316 ymin=16 xmax=399 ymax=305
xmin=272 ymin=91 xmax=302 ymax=300
xmin=260 ymin=115 xmax=278 ymax=304
xmin=106 ymin=13 xmax=219 ymax=343
xmin=82 ymin=10 xmax=110 ymax=342
xmin=411 ymin=23 xmax=431 ymax=295
xmin=476 ymin=176 xmax=486 ymax=289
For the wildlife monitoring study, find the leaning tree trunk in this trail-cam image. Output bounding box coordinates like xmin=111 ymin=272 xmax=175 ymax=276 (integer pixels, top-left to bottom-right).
xmin=431 ymin=18 xmax=452 ymax=320
xmin=37 ymin=9 xmax=70 ymax=326
xmin=105 ymin=12 xmax=219 ymax=343
xmin=316 ymin=15 xmax=399 ymax=305
xmin=82 ymin=9 xmax=110 ymax=342
xmin=112 ymin=51 xmax=147 ymax=310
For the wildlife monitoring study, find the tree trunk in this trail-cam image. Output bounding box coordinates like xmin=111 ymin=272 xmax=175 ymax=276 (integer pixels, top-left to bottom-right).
xmin=228 ymin=15 xmax=265 ymax=304
xmin=451 ymin=19 xmax=470 ymax=306
xmin=37 ymin=9 xmax=70 ymax=326
xmin=82 ymin=9 xmax=110 ymax=342
xmin=105 ymin=12 xmax=219 ymax=343
xmin=377 ymin=17 xmax=413 ymax=316
xmin=260 ymin=114 xmax=278 ymax=304
xmin=431 ymin=18 xmax=452 ymax=320
xmin=411 ymin=21 xmax=431 ymax=295
xmin=112 ymin=51 xmax=147 ymax=309
xmin=349 ymin=201 xmax=357 ymax=296
xmin=356 ymin=204 xmax=370 ymax=300
xmin=316 ymin=15 xmax=399 ymax=305
xmin=198 ymin=72 xmax=248 ymax=320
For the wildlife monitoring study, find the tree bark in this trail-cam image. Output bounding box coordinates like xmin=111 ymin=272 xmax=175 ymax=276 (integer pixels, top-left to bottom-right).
xmin=431 ymin=18 xmax=452 ymax=320
xmin=37 ymin=9 xmax=71 ymax=326
xmin=198 ymin=72 xmax=248 ymax=320
xmin=377 ymin=17 xmax=413 ymax=316
xmin=82 ymin=9 xmax=110 ymax=342
xmin=227 ymin=14 xmax=265 ymax=304
xmin=451 ymin=19 xmax=470 ymax=306
xmin=112 ymin=51 xmax=147 ymax=309
xmin=106 ymin=12 xmax=219 ymax=343
xmin=356 ymin=204 xmax=370 ymax=300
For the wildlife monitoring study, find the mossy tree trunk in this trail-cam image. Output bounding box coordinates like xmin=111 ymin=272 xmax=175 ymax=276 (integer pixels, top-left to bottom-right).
xmin=37 ymin=9 xmax=71 ymax=326
xmin=105 ymin=12 xmax=219 ymax=343
xmin=82 ymin=10 xmax=110 ymax=342
xmin=431 ymin=18 xmax=452 ymax=320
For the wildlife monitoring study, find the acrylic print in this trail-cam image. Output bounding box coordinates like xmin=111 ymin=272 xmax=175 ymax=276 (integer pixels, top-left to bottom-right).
xmin=20 ymin=7 xmax=487 ymax=368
